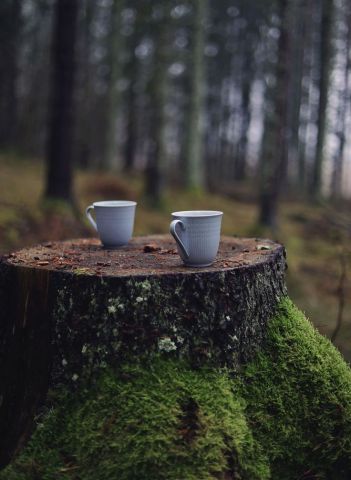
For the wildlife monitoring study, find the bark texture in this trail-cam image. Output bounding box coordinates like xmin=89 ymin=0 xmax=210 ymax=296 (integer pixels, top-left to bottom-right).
xmin=182 ymin=0 xmax=208 ymax=190
xmin=311 ymin=0 xmax=334 ymax=198
xmin=144 ymin=6 xmax=169 ymax=205
xmin=45 ymin=0 xmax=78 ymax=202
xmin=0 ymin=235 xmax=286 ymax=467
xmin=258 ymin=0 xmax=289 ymax=229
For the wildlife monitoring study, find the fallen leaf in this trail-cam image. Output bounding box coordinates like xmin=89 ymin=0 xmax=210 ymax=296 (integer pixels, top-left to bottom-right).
xmin=143 ymin=244 xmax=161 ymax=253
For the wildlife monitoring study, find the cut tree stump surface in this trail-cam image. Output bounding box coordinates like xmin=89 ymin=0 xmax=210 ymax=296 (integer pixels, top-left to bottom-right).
xmin=5 ymin=235 xmax=283 ymax=276
xmin=0 ymin=235 xmax=286 ymax=466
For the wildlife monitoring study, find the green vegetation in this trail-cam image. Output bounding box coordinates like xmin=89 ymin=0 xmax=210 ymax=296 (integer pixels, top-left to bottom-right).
xmin=238 ymin=298 xmax=351 ymax=479
xmin=0 ymin=364 xmax=268 ymax=480
xmin=2 ymin=298 xmax=351 ymax=479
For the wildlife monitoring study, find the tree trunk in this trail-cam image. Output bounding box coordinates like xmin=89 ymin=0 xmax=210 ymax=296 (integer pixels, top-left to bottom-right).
xmin=287 ymin=0 xmax=305 ymax=188
xmin=0 ymin=235 xmax=287 ymax=467
xmin=258 ymin=0 xmax=289 ymax=230
xmin=296 ymin=0 xmax=317 ymax=192
xmin=236 ymin=64 xmax=252 ymax=182
xmin=123 ymin=27 xmax=139 ymax=173
xmin=182 ymin=0 xmax=208 ymax=191
xmin=0 ymin=0 xmax=22 ymax=149
xmin=124 ymin=83 xmax=137 ymax=172
xmin=45 ymin=0 xmax=79 ymax=203
xmin=99 ymin=0 xmax=124 ymax=171
xmin=311 ymin=0 xmax=334 ymax=199
xmin=75 ymin=0 xmax=97 ymax=169
xmin=330 ymin=4 xmax=351 ymax=200
xmin=235 ymin=12 xmax=257 ymax=182
xmin=144 ymin=8 xmax=169 ymax=206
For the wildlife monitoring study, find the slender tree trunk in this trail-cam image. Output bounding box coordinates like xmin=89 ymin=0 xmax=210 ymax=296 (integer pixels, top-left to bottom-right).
xmin=76 ymin=0 xmax=96 ymax=169
xmin=45 ymin=0 xmax=79 ymax=202
xmin=297 ymin=2 xmax=313 ymax=192
xmin=311 ymin=0 xmax=334 ymax=199
xmin=258 ymin=0 xmax=289 ymax=230
xmin=100 ymin=0 xmax=124 ymax=171
xmin=330 ymin=5 xmax=351 ymax=199
xmin=123 ymin=28 xmax=139 ymax=173
xmin=124 ymin=83 xmax=137 ymax=172
xmin=144 ymin=9 xmax=169 ymax=206
xmin=0 ymin=0 xmax=22 ymax=149
xmin=218 ymin=79 xmax=231 ymax=183
xmin=297 ymin=0 xmax=320 ymax=193
xmin=236 ymin=29 xmax=255 ymax=181
xmin=182 ymin=0 xmax=208 ymax=191
xmin=204 ymin=57 xmax=225 ymax=191
xmin=287 ymin=0 xmax=305 ymax=187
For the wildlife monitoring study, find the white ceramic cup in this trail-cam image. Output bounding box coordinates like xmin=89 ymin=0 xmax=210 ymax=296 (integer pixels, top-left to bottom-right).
xmin=86 ymin=200 xmax=137 ymax=248
xmin=170 ymin=210 xmax=223 ymax=267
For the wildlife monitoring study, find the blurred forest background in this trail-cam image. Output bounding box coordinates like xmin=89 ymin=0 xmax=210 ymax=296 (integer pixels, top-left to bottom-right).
xmin=0 ymin=0 xmax=350 ymax=357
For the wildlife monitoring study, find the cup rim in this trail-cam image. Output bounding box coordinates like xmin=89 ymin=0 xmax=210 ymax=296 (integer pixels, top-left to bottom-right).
xmin=93 ymin=200 xmax=137 ymax=207
xmin=172 ymin=210 xmax=223 ymax=217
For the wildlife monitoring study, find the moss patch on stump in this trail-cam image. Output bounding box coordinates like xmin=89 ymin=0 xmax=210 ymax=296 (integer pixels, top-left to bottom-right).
xmin=2 ymin=299 xmax=351 ymax=479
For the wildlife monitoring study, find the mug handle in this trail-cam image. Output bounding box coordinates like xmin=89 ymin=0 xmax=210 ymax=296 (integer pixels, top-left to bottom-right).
xmin=86 ymin=205 xmax=97 ymax=231
xmin=170 ymin=220 xmax=189 ymax=260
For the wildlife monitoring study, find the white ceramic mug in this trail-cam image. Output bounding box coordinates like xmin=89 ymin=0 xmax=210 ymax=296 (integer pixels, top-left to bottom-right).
xmin=170 ymin=210 xmax=223 ymax=267
xmin=86 ymin=200 xmax=137 ymax=248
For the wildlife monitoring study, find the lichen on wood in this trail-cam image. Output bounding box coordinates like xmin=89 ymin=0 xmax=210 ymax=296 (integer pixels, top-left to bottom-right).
xmin=0 ymin=236 xmax=287 ymax=387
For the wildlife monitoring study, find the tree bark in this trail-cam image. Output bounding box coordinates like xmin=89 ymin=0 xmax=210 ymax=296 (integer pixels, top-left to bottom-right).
xmin=235 ymin=10 xmax=258 ymax=182
xmin=182 ymin=0 xmax=208 ymax=191
xmin=45 ymin=0 xmax=79 ymax=203
xmin=0 ymin=235 xmax=287 ymax=467
xmin=99 ymin=0 xmax=124 ymax=171
xmin=123 ymin=27 xmax=139 ymax=173
xmin=287 ymin=0 xmax=305 ymax=188
xmin=311 ymin=0 xmax=334 ymax=199
xmin=236 ymin=60 xmax=252 ymax=182
xmin=124 ymin=82 xmax=137 ymax=172
xmin=75 ymin=0 xmax=97 ymax=169
xmin=258 ymin=0 xmax=289 ymax=230
xmin=296 ymin=0 xmax=317 ymax=192
xmin=144 ymin=8 xmax=169 ymax=206
xmin=330 ymin=3 xmax=351 ymax=200
xmin=0 ymin=0 xmax=22 ymax=149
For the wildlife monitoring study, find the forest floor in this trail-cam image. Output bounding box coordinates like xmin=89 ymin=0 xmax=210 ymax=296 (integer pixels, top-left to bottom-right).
xmin=0 ymin=153 xmax=350 ymax=360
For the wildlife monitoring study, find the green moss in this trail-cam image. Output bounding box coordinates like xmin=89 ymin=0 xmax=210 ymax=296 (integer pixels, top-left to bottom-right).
xmin=1 ymin=361 xmax=268 ymax=480
xmin=237 ymin=298 xmax=351 ymax=479
xmin=2 ymin=298 xmax=351 ymax=479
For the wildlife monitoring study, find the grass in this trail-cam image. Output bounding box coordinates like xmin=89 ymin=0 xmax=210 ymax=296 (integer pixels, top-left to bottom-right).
xmin=0 ymin=153 xmax=350 ymax=359
xmin=2 ymin=298 xmax=351 ymax=479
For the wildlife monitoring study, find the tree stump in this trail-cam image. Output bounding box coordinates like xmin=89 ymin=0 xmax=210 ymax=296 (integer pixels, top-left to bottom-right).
xmin=0 ymin=235 xmax=286 ymax=467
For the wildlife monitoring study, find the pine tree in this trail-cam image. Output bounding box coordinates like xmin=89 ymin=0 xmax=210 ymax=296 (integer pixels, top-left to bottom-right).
xmin=182 ymin=0 xmax=208 ymax=191
xmin=258 ymin=0 xmax=289 ymax=230
xmin=311 ymin=0 xmax=334 ymax=199
xmin=45 ymin=0 xmax=79 ymax=202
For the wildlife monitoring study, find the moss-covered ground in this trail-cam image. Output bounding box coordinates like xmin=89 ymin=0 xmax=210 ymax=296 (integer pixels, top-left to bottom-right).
xmin=2 ymin=298 xmax=351 ymax=479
